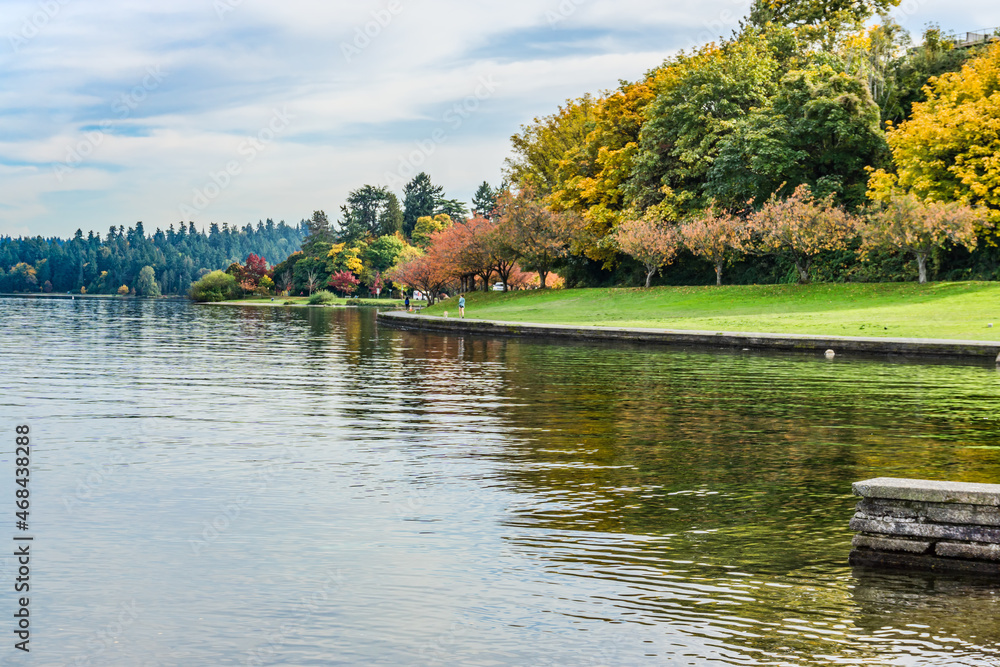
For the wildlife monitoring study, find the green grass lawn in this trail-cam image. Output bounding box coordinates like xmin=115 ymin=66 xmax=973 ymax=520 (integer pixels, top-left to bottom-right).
xmin=422 ymin=282 xmax=1000 ymax=341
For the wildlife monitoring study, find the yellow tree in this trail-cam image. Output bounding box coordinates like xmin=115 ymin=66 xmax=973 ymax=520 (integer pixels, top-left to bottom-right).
xmin=411 ymin=214 xmax=452 ymax=248
xmin=679 ymin=206 xmax=750 ymax=285
xmin=860 ymin=194 xmax=986 ymax=283
xmin=750 ymin=184 xmax=858 ymax=283
xmin=868 ymin=42 xmax=1000 ymax=222
xmin=612 ymin=216 xmax=681 ymax=288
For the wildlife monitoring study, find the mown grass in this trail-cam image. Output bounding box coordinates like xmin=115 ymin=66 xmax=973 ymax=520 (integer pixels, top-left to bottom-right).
xmin=422 ymin=282 xmax=1000 ymax=340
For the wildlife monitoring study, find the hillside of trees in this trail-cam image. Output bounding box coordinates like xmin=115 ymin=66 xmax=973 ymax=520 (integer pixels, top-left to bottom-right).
xmin=0 ymin=220 xmax=304 ymax=295
xmin=11 ymin=0 xmax=1000 ymax=301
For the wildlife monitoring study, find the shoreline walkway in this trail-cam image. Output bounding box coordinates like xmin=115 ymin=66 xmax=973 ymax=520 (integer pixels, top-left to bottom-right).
xmin=377 ymin=311 xmax=1000 ymax=362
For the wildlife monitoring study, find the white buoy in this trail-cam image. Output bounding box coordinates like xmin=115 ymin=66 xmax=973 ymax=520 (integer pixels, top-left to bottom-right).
xmin=825 ymin=349 xmax=836 ymax=359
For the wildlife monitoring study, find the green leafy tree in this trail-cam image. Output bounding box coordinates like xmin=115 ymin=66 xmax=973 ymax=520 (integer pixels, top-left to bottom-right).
xmin=472 ymin=181 xmax=499 ymax=217
xmin=363 ymin=235 xmax=406 ymax=273
xmin=302 ymin=210 xmax=333 ymax=254
xmin=748 ymin=0 xmax=900 ymax=48
xmin=708 ymin=64 xmax=889 ymax=209
xmin=136 ymin=265 xmax=162 ymax=297
xmin=189 ymin=270 xmax=240 ymax=302
xmin=629 ymin=35 xmax=781 ymax=213
xmin=402 ymin=173 xmax=444 ymax=237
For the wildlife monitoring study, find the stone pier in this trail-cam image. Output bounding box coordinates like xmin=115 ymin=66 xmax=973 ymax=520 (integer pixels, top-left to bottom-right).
xmin=849 ymin=477 xmax=1000 ymax=575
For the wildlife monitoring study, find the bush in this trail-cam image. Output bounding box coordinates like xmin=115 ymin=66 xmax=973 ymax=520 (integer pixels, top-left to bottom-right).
xmin=189 ymin=270 xmax=240 ymax=302
xmin=307 ymin=290 xmax=337 ymax=305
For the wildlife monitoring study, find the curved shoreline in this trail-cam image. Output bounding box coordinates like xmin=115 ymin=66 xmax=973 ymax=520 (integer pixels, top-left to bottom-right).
xmin=377 ymin=311 xmax=1000 ymax=362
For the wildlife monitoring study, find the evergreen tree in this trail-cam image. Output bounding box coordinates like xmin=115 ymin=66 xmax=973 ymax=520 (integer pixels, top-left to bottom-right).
xmin=402 ymin=172 xmax=444 ymax=237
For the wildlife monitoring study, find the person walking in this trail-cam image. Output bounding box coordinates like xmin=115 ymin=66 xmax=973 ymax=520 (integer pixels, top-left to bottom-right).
xmin=404 ymin=295 xmax=411 ymax=312
xmin=458 ymin=293 xmax=465 ymax=318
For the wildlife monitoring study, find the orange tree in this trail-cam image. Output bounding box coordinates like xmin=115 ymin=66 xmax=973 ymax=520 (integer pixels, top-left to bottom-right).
xmin=860 ymin=194 xmax=987 ymax=283
xmin=750 ymin=184 xmax=858 ymax=283
xmin=679 ymin=206 xmax=750 ymax=285
xmin=612 ymin=215 xmax=681 ymax=288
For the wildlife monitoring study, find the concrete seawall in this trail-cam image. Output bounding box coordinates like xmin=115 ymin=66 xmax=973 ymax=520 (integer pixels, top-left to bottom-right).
xmin=850 ymin=478 xmax=1000 ymax=575
xmin=377 ymin=311 xmax=1000 ymax=362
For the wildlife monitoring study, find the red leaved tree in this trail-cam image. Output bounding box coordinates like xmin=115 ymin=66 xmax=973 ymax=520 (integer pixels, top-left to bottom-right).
xmin=244 ymin=253 xmax=268 ymax=287
xmin=328 ymin=270 xmax=360 ymax=296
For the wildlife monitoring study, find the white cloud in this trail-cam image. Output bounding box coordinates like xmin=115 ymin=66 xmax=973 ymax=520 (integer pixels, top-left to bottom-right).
xmin=0 ymin=0 xmax=996 ymax=238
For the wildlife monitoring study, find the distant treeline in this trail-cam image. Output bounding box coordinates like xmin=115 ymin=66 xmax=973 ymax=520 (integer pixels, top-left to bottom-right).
xmin=0 ymin=220 xmax=305 ymax=295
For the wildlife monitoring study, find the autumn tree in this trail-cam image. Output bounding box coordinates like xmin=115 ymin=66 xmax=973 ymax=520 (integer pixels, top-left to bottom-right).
xmin=860 ymin=194 xmax=986 ymax=283
xmin=244 ymin=253 xmax=268 ymax=287
xmin=679 ymin=207 xmax=750 ymax=285
xmin=868 ymin=42 xmax=1000 ymax=222
xmin=749 ymin=184 xmax=858 ymax=283
xmin=612 ymin=216 xmax=681 ymax=287
xmin=430 ymin=215 xmax=494 ymax=291
xmin=387 ymin=249 xmax=452 ymax=305
xmin=496 ymin=188 xmax=582 ymax=288
xmin=328 ymin=270 xmax=360 ymax=296
xmin=412 ymin=214 xmax=452 ymax=248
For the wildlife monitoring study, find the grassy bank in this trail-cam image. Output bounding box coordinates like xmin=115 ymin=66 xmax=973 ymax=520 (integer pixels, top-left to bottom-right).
xmin=421 ymin=282 xmax=1000 ymax=341
xmin=211 ymin=296 xmax=408 ymax=307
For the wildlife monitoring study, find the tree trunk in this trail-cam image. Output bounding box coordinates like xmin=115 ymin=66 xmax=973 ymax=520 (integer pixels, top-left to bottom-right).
xmin=795 ymin=261 xmax=810 ymax=284
xmin=714 ymin=262 xmax=722 ymax=286
xmin=916 ymin=254 xmax=928 ymax=283
xmin=645 ymin=267 xmax=655 ymax=288
xmin=539 ymin=270 xmax=548 ymax=289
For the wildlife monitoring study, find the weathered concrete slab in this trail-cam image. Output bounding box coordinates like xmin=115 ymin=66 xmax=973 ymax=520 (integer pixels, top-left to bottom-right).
xmin=849 ymin=516 xmax=1000 ymax=544
xmin=852 ymin=478 xmax=1000 ymax=506
xmin=857 ymin=497 xmax=1000 ymax=527
xmin=849 ymin=549 xmax=1000 ymax=575
xmin=935 ymin=541 xmax=1000 ymax=561
xmin=376 ymin=311 xmax=1000 ymax=361
xmin=852 ymin=534 xmax=931 ymax=554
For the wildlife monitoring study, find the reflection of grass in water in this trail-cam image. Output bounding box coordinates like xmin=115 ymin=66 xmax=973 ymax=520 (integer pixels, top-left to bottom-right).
xmin=424 ymin=282 xmax=1000 ymax=340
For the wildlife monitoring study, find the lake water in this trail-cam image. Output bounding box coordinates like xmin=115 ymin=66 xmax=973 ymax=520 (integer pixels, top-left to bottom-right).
xmin=2 ymin=297 xmax=1000 ymax=666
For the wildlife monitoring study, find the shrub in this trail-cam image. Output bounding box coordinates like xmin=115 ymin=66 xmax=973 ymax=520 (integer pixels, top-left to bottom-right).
xmin=188 ymin=270 xmax=240 ymax=302
xmin=308 ymin=290 xmax=337 ymax=305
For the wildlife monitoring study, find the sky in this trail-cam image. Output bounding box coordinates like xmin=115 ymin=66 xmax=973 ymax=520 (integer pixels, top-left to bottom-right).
xmin=0 ymin=0 xmax=997 ymax=239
